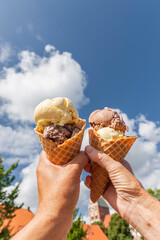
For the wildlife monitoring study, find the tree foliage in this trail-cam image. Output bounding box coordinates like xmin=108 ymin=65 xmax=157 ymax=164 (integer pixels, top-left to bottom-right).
xmin=147 ymin=188 xmax=160 ymax=201
xmin=0 ymin=157 xmax=23 ymax=240
xmin=108 ymin=213 xmax=133 ymax=240
xmin=67 ymin=209 xmax=87 ymax=240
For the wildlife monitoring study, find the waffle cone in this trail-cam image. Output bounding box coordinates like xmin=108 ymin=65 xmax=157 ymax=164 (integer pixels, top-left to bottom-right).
xmin=35 ymin=119 xmax=86 ymax=165
xmin=89 ymin=128 xmax=137 ymax=203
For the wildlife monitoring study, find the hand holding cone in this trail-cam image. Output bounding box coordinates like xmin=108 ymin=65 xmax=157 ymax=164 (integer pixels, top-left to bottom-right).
xmin=34 ymin=99 xmax=137 ymax=203
xmin=88 ymin=107 xmax=137 ymax=203
xmin=89 ymin=128 xmax=137 ymax=202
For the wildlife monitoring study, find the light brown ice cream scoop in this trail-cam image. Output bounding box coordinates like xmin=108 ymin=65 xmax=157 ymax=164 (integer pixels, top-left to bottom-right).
xmin=89 ymin=107 xmax=128 ymax=132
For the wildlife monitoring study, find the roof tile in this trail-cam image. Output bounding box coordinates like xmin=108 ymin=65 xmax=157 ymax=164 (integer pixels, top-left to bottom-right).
xmin=103 ymin=214 xmax=112 ymax=229
xmin=0 ymin=208 xmax=34 ymax=236
xmin=84 ymin=224 xmax=109 ymax=240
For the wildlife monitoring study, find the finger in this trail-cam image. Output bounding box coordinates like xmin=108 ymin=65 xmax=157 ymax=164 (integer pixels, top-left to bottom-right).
xmin=102 ymin=182 xmax=118 ymax=211
xmin=37 ymin=151 xmax=61 ymax=180
xmin=37 ymin=150 xmax=51 ymax=171
xmin=85 ymin=145 xmax=121 ymax=173
xmin=39 ymin=150 xmax=46 ymax=164
xmin=84 ymin=175 xmax=91 ymax=189
xmin=122 ymin=160 xmax=134 ymax=175
xmin=39 ymin=150 xmax=59 ymax=168
xmin=69 ymin=151 xmax=89 ymax=173
xmin=84 ymin=163 xmax=91 ymax=173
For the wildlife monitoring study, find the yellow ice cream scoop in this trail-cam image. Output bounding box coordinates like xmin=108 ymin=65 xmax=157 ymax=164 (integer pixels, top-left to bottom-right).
xmin=97 ymin=127 xmax=124 ymax=141
xmin=34 ymin=97 xmax=79 ymax=130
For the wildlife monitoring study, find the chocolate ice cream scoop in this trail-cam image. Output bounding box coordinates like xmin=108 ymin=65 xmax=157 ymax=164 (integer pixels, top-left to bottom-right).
xmin=43 ymin=124 xmax=82 ymax=144
xmin=89 ymin=107 xmax=128 ymax=132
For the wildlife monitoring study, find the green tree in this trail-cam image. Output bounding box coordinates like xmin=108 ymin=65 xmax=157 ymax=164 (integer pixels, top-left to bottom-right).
xmin=147 ymin=188 xmax=160 ymax=201
xmin=108 ymin=213 xmax=133 ymax=240
xmin=67 ymin=209 xmax=87 ymax=240
xmin=0 ymin=157 xmax=23 ymax=240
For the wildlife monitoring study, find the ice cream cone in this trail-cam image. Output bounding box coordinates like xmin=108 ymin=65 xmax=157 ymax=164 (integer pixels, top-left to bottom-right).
xmin=89 ymin=128 xmax=137 ymax=203
xmin=35 ymin=119 xmax=86 ymax=165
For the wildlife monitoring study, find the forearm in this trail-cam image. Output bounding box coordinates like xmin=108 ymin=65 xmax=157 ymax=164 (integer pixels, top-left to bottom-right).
xmin=12 ymin=210 xmax=70 ymax=240
xmin=127 ymin=190 xmax=160 ymax=240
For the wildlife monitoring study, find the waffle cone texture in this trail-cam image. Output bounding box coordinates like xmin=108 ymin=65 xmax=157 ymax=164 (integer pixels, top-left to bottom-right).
xmin=35 ymin=119 xmax=86 ymax=165
xmin=89 ymin=128 xmax=137 ymax=203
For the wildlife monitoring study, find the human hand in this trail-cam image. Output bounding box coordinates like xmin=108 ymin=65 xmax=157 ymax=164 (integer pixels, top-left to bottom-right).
xmin=84 ymin=145 xmax=147 ymax=223
xmin=13 ymin=147 xmax=160 ymax=240
xmin=36 ymin=150 xmax=88 ymax=238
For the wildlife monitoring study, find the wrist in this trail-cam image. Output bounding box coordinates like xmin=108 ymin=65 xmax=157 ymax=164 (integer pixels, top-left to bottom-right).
xmin=35 ymin=208 xmax=72 ymax=240
xmin=12 ymin=208 xmax=71 ymax=240
xmin=126 ymin=190 xmax=160 ymax=240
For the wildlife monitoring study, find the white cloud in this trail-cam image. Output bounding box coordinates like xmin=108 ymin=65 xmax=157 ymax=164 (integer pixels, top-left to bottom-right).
xmin=0 ymin=42 xmax=12 ymax=63
xmin=82 ymin=215 xmax=90 ymax=224
xmin=138 ymin=120 xmax=160 ymax=142
xmin=45 ymin=44 xmax=56 ymax=52
xmin=81 ymin=128 xmax=89 ymax=151
xmin=16 ymin=156 xmax=39 ymax=213
xmin=0 ymin=124 xmax=41 ymax=164
xmin=0 ymin=45 xmax=89 ymax=122
xmin=124 ymin=115 xmax=160 ymax=189
xmin=77 ymin=181 xmax=90 ymax=223
xmin=3 ymin=157 xmax=39 ymax=214
xmin=77 ymin=181 xmax=90 ymax=209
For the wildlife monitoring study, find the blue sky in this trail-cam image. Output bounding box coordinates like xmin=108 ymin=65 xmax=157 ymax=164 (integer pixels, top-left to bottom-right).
xmin=1 ymin=0 xmax=160 ymax=120
xmin=0 ymin=0 xmax=160 ymax=221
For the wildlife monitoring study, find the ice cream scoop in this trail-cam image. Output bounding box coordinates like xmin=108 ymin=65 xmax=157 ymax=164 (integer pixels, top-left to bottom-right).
xmin=43 ymin=124 xmax=82 ymax=144
xmin=34 ymin=97 xmax=83 ymax=145
xmin=34 ymin=97 xmax=86 ymax=165
xmin=89 ymin=107 xmax=128 ymax=132
xmin=97 ymin=127 xmax=124 ymax=141
xmin=34 ymin=97 xmax=79 ymax=130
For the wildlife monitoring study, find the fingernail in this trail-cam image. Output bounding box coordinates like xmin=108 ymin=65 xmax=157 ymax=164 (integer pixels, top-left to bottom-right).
xmin=86 ymin=145 xmax=94 ymax=154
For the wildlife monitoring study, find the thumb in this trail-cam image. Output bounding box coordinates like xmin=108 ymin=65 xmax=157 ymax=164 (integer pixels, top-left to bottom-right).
xmin=85 ymin=145 xmax=122 ymax=174
xmin=68 ymin=151 xmax=89 ymax=174
xmin=85 ymin=145 xmax=139 ymax=194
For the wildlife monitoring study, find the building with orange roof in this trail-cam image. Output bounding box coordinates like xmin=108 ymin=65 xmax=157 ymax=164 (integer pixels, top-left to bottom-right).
xmin=0 ymin=207 xmax=34 ymax=237
xmin=83 ymin=224 xmax=109 ymax=240
xmin=88 ymin=197 xmax=110 ymax=223
xmin=103 ymin=214 xmax=112 ymax=229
